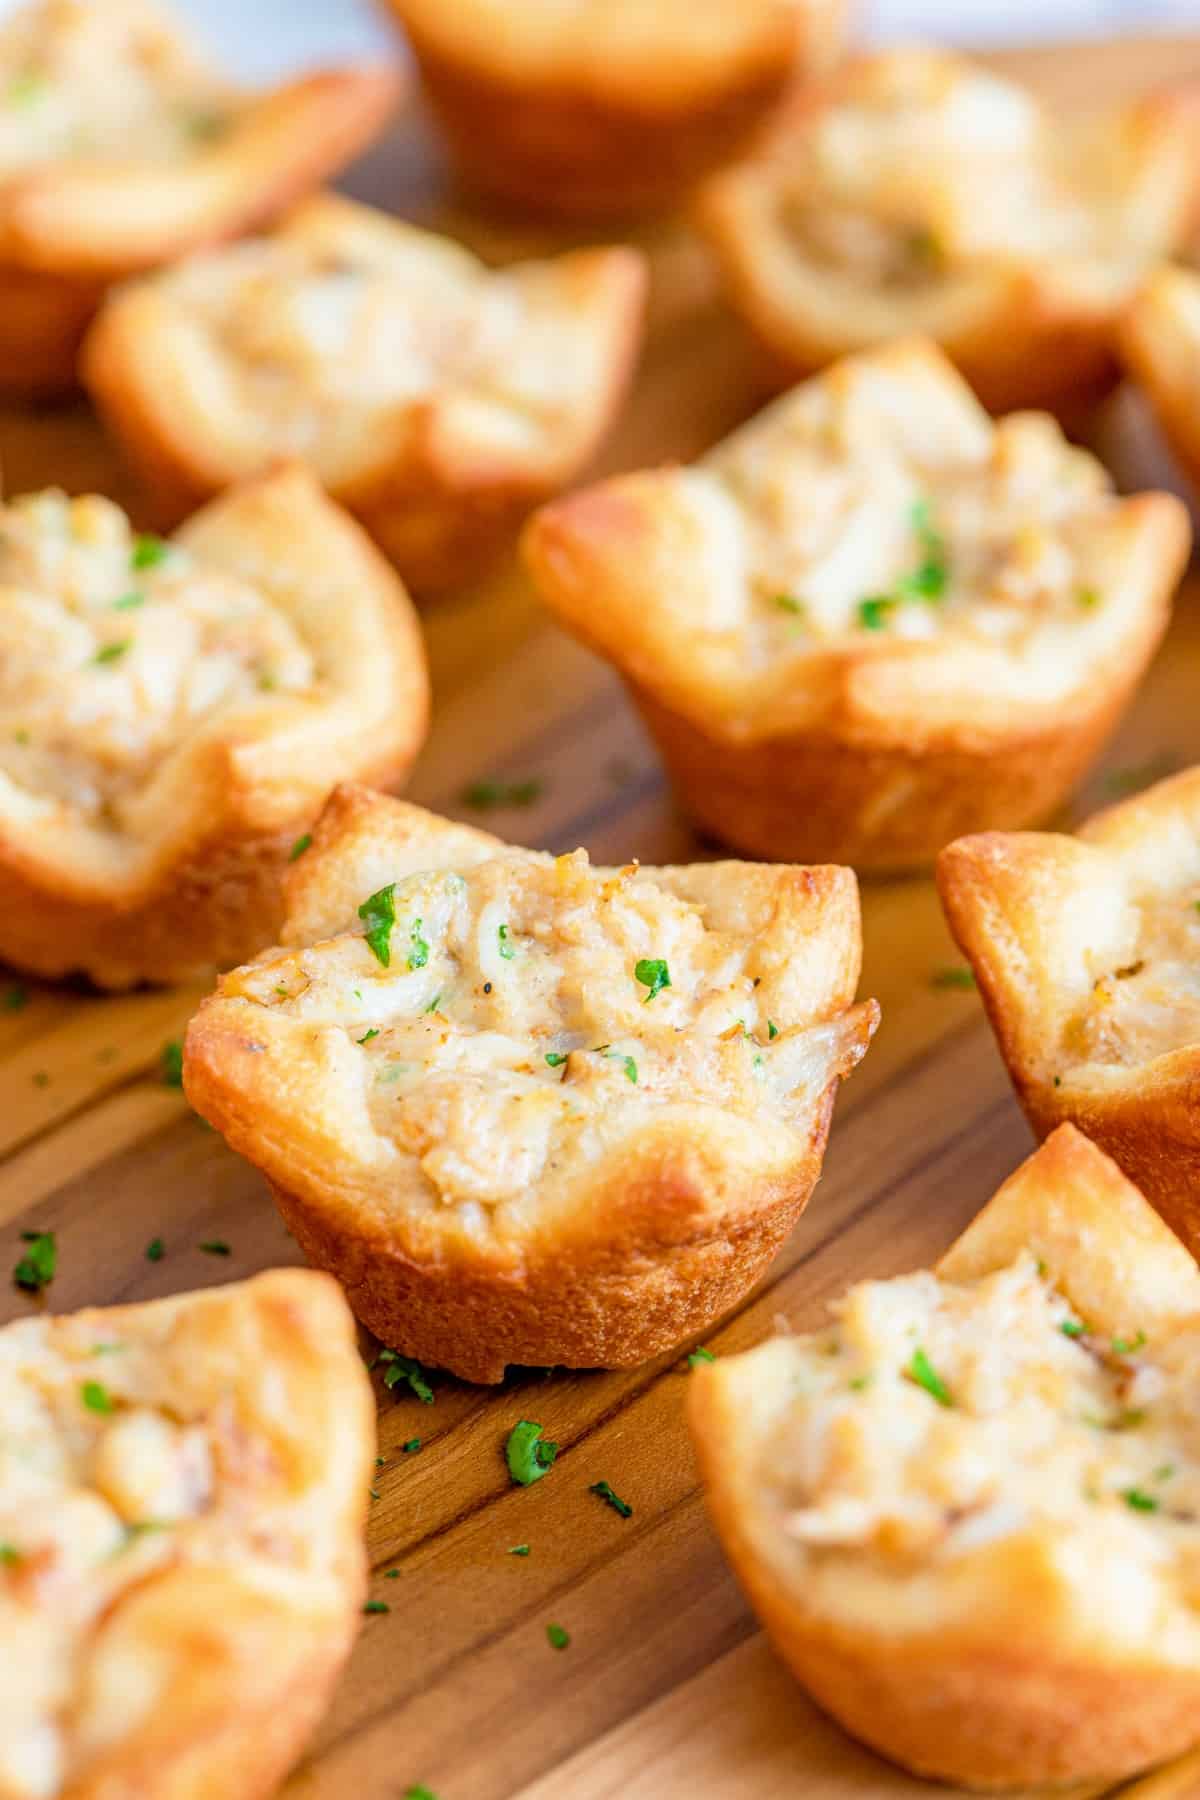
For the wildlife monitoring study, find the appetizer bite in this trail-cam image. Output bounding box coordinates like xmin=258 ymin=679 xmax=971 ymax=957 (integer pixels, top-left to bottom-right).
xmin=0 ymin=0 xmax=400 ymax=396
xmin=183 ymin=785 xmax=878 ymax=1384
xmin=0 ymin=466 xmax=429 ymax=988
xmin=690 ymin=1124 xmax=1200 ymax=1789
xmin=381 ymin=0 xmax=846 ymax=221
xmin=524 ymin=339 xmax=1188 ymax=870
xmin=939 ymin=764 xmax=1200 ymax=1261
xmin=698 ymin=48 xmax=1200 ymax=412
xmin=0 ymin=1268 xmax=373 ymax=1800
xmin=1123 ymin=265 xmax=1200 ymax=494
xmin=84 ymin=196 xmax=647 ymax=592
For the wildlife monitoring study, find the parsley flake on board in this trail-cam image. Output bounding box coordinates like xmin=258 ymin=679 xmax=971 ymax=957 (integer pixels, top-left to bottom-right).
xmin=363 ymin=1600 xmax=390 ymax=1615
xmin=462 ymin=778 xmax=542 ymax=810
xmin=81 ymin=1380 xmax=113 ymax=1414
xmin=508 ymin=1544 xmax=531 ymax=1557
xmin=589 ymin=1480 xmax=633 ymax=1519
xmin=145 ymin=1237 xmax=165 ymax=1262
xmin=906 ymin=1347 xmax=953 ymax=1407
xmin=112 ymin=591 xmax=144 ymax=611
xmin=358 ymin=884 xmax=397 ymax=966
xmin=199 ymin=1241 xmax=231 ymax=1257
xmin=634 ymin=958 xmax=671 ymax=1003
xmin=288 ymin=832 xmax=312 ymax=862
xmin=2 ymin=984 xmax=27 ymax=1011
xmin=131 ymin=533 xmax=170 ymax=570
xmin=160 ymin=1040 xmax=184 ymax=1087
xmin=931 ymin=966 xmax=975 ymax=990
xmin=505 ymin=1419 xmax=558 ymax=1486
xmin=403 ymin=1786 xmax=439 ymax=1800
xmin=12 ymin=1229 xmax=55 ymax=1293
xmin=546 ymin=1623 xmax=570 ymax=1650
xmin=379 ymin=1351 xmax=435 ymax=1404
xmin=402 ymin=1437 xmax=421 ymax=1454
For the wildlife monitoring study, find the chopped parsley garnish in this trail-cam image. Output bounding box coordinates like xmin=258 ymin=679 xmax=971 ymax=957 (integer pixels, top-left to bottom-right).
xmin=358 ymin=884 xmax=396 ymax=966
xmin=1077 ymin=587 xmax=1100 ymax=610
xmin=379 ymin=1351 xmax=435 ymax=1404
xmin=462 ymin=778 xmax=542 ymax=810
xmin=12 ymin=1229 xmax=55 ymax=1293
xmin=1122 ymin=1487 xmax=1159 ymax=1513
xmin=849 ymin=1374 xmax=873 ymax=1392
xmin=198 ymin=1241 xmax=231 ymax=1256
xmin=408 ymin=918 xmax=430 ymax=971
xmin=363 ymin=1600 xmax=390 ymax=1615
xmin=81 ymin=1380 xmax=114 ymax=1414
xmin=131 ymin=533 xmax=170 ymax=571
xmin=688 ymin=1347 xmax=716 ymax=1368
xmin=145 ymin=1237 xmax=165 ymax=1262
xmin=0 ymin=1543 xmax=19 ymax=1564
xmin=546 ymin=1623 xmax=570 ymax=1650
xmin=589 ymin=1480 xmax=632 ymax=1518
xmin=767 ymin=1020 xmax=779 ymax=1039
xmin=1112 ymin=1331 xmax=1147 ymax=1355
xmin=2 ymin=984 xmax=27 ymax=1011
xmin=1059 ymin=1318 xmax=1086 ymax=1339
xmin=857 ymin=595 xmax=895 ymax=631
xmin=773 ymin=593 xmax=805 ymax=615
xmin=505 ymin=1419 xmax=558 ymax=1486
xmin=905 ymin=1347 xmax=952 ymax=1407
xmin=545 ymin=1051 xmax=568 ymax=1068
xmin=508 ymin=1544 xmax=531 ymax=1556
xmin=1103 ymin=754 xmax=1176 ymax=799
xmin=160 ymin=1039 xmax=184 ymax=1088
xmin=403 ymin=1787 xmax=438 ymax=1800
xmin=385 ymin=1568 xmax=400 ymax=1578
xmin=425 ymin=993 xmax=442 ymax=1013
xmin=931 ymin=966 xmax=975 ymax=990
xmin=1155 ymin=1464 xmax=1176 ymax=1482
xmin=288 ymin=833 xmax=312 ymax=862
xmin=497 ymin=923 xmax=515 ymax=961
xmin=31 ymin=1071 xmax=49 ymax=1089
xmin=402 ymin=1437 xmax=421 ymax=1454
xmin=357 ymin=1028 xmax=380 ymax=1044
xmin=92 ymin=640 xmax=131 ymax=666
xmin=7 ymin=71 xmax=46 ymax=106
xmin=618 ymin=1054 xmax=637 ymax=1083
xmin=634 ymin=958 xmax=671 ymax=1003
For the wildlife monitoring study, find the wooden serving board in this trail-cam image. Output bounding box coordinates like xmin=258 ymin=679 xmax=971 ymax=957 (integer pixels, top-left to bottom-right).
xmin=4 ymin=31 xmax=1200 ymax=1800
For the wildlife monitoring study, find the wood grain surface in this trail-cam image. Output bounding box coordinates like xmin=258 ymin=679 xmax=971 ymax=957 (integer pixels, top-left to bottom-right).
xmin=4 ymin=32 xmax=1200 ymax=1800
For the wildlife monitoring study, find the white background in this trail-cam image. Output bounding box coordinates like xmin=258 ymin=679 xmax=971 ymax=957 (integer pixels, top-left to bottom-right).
xmin=92 ymin=1 xmax=1200 ymax=82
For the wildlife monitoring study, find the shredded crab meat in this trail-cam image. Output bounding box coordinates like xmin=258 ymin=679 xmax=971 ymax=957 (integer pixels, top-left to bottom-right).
xmin=762 ymin=1252 xmax=1200 ymax=1596
xmin=233 ymin=847 xmax=864 ymax=1214
xmin=1065 ymin=886 xmax=1200 ymax=1070
xmin=0 ymin=0 xmax=240 ymax=175
xmin=0 ymin=490 xmax=316 ymax=821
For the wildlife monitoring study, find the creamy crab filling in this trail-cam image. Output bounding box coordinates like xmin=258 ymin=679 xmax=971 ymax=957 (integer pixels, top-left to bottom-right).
xmin=705 ymin=407 xmax=1115 ymax=656
xmin=0 ymin=491 xmax=316 ymax=822
xmin=1064 ymin=887 xmax=1200 ymax=1071
xmin=0 ymin=0 xmax=239 ymax=175
xmin=759 ymin=1253 xmax=1200 ymax=1597
xmin=233 ymin=848 xmax=848 ymax=1211
xmin=0 ymin=1314 xmax=222 ymax=1799
xmin=163 ymin=230 xmax=577 ymax=458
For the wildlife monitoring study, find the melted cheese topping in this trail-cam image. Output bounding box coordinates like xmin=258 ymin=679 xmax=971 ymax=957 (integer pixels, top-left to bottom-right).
xmin=761 ymin=1254 xmax=1200 ymax=1610
xmin=778 ymin=54 xmax=1163 ymax=288
xmin=154 ymin=220 xmax=602 ymax=479
xmin=0 ymin=490 xmax=316 ymax=823
xmin=699 ymin=368 xmax=1115 ymax=654
xmin=0 ymin=1297 xmax=323 ymax=1799
xmin=228 ymin=848 xmax=849 ymax=1222
xmin=1065 ymin=887 xmax=1200 ymax=1071
xmin=0 ymin=0 xmax=238 ymax=175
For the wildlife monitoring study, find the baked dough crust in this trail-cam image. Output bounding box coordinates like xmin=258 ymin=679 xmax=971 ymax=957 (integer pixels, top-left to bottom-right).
xmin=83 ymin=195 xmax=647 ymax=593
xmin=0 ymin=0 xmax=401 ymax=396
xmin=1122 ymin=264 xmax=1200 ymax=494
xmin=939 ymin=764 xmax=1200 ymax=1261
xmin=183 ymin=783 xmax=878 ymax=1383
xmin=698 ymin=48 xmax=1200 ymax=412
xmin=381 ymin=0 xmax=846 ymax=220
xmin=690 ymin=1124 xmax=1200 ymax=1790
xmin=0 ymin=1267 xmax=373 ymax=1800
xmin=0 ymin=465 xmax=429 ymax=989
xmin=524 ymin=338 xmax=1189 ymax=870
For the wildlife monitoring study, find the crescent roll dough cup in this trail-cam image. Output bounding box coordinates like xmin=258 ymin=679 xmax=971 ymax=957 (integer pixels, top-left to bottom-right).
xmin=0 ymin=1268 xmax=373 ymax=1800
xmin=939 ymin=766 xmax=1200 ymax=1262
xmin=0 ymin=0 xmax=401 ymax=396
xmin=690 ymin=1124 xmax=1200 ymax=1790
xmin=0 ymin=466 xmax=429 ymax=989
xmin=524 ymin=339 xmax=1188 ymax=871
xmin=698 ymin=48 xmax=1200 ymax=413
xmin=380 ymin=0 xmax=847 ymax=221
xmin=1122 ymin=265 xmax=1200 ymax=495
xmin=83 ymin=196 xmax=648 ymax=593
xmin=184 ymin=785 xmax=878 ymax=1384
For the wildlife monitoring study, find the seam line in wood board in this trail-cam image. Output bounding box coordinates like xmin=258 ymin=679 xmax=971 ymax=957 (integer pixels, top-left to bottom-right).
xmin=423 ymin=680 xmax=620 ymax=813
xmin=546 ymin=765 xmax=665 ymax=854
xmin=0 ymin=1060 xmax=171 ymax=1173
